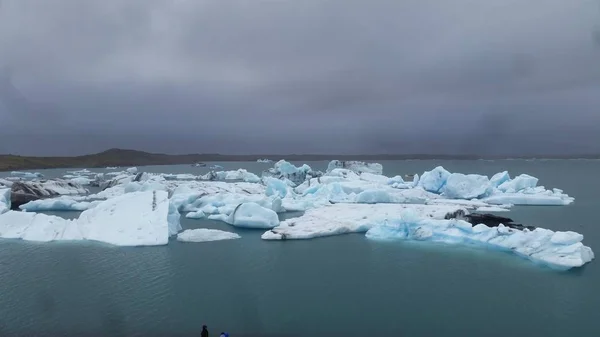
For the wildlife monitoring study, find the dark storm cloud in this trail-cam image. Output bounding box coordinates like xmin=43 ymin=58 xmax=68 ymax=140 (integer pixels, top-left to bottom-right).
xmin=0 ymin=0 xmax=599 ymax=155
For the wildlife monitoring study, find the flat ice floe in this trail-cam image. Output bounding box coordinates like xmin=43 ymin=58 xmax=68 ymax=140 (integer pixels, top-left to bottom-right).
xmin=0 ymin=191 xmax=170 ymax=246
xmin=262 ymin=203 xmax=465 ymax=240
xmin=177 ymin=228 xmax=241 ymax=242
xmin=365 ymin=211 xmax=593 ymax=270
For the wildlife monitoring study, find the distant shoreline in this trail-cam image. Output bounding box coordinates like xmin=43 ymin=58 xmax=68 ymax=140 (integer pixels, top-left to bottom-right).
xmin=1 ymin=148 xmax=599 ymax=172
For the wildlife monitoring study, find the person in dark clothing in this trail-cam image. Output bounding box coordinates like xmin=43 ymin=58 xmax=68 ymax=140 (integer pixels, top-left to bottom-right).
xmin=201 ymin=325 xmax=209 ymax=337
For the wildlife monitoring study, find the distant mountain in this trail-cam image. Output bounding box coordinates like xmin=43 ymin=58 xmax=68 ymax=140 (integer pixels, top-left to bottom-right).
xmin=1 ymin=148 xmax=599 ymax=171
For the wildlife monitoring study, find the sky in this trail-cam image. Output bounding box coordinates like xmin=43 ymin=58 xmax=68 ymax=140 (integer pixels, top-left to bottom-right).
xmin=0 ymin=0 xmax=599 ymax=156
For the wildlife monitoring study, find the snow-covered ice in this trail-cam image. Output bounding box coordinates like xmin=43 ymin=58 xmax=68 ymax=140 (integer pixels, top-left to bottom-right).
xmin=365 ymin=210 xmax=593 ymax=270
xmin=1 ymin=188 xmax=10 ymax=214
xmin=126 ymin=167 xmax=138 ymax=174
xmin=262 ymin=203 xmax=465 ymax=240
xmin=177 ymin=228 xmax=240 ymax=242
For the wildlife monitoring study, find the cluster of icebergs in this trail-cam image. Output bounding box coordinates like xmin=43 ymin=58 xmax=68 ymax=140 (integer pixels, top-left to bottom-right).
xmin=0 ymin=160 xmax=593 ymax=270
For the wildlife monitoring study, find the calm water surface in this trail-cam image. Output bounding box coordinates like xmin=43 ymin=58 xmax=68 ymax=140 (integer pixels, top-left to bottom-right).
xmin=0 ymin=160 xmax=599 ymax=336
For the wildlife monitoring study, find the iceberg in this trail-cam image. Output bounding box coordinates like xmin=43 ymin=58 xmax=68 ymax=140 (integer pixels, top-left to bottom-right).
xmin=10 ymin=180 xmax=89 ymax=209
xmin=327 ymin=160 xmax=383 ymax=175
xmin=0 ymin=191 xmax=170 ymax=246
xmin=67 ymin=169 xmax=92 ymax=175
xmin=11 ymin=171 xmax=43 ymax=179
xmin=262 ymin=203 xmax=466 ymax=240
xmin=497 ymin=174 xmax=538 ymax=193
xmin=1 ymin=188 xmax=10 ymax=214
xmin=216 ymin=202 xmax=280 ymax=229
xmin=484 ymin=193 xmax=574 ymax=206
xmin=0 ymin=211 xmax=75 ymax=242
xmin=177 ymin=228 xmax=240 ymax=242
xmin=77 ymin=191 xmax=169 ymax=246
xmin=257 ymin=159 xmax=273 ymax=163
xmin=265 ymin=177 xmax=290 ymax=198
xmin=168 ymin=200 xmax=182 ymax=236
xmin=201 ymin=169 xmax=261 ymax=183
xmin=69 ymin=177 xmax=93 ymax=186
xmin=365 ymin=211 xmax=593 ymax=270
xmin=490 ymin=171 xmax=510 ymax=187
xmin=418 ymin=166 xmax=451 ymax=193
xmin=263 ymin=160 xmax=321 ymax=186
xmin=126 ymin=167 xmax=138 ymax=174
xmin=20 ymin=197 xmax=101 ymax=212
xmin=442 ymin=173 xmax=492 ymax=199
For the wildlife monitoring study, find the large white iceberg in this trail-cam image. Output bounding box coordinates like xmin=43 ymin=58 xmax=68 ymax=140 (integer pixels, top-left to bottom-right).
xmin=1 ymin=188 xmax=10 ymax=214
xmin=365 ymin=211 xmax=593 ymax=270
xmin=177 ymin=228 xmax=240 ymax=242
xmin=77 ymin=190 xmax=170 ymax=246
xmin=262 ymin=203 xmax=465 ymax=240
xmin=0 ymin=191 xmax=171 ymax=246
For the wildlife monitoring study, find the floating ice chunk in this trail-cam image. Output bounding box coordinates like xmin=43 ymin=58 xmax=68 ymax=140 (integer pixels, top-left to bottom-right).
xmin=0 ymin=211 xmax=76 ymax=242
xmin=1 ymin=188 xmax=10 ymax=214
xmin=490 ymin=171 xmax=510 ymax=187
xmin=326 ymin=160 xmax=383 ymax=175
xmin=68 ymin=169 xmax=92 ymax=175
xmin=168 ymin=201 xmax=182 ymax=236
xmin=442 ymin=173 xmax=492 ymax=199
xmin=223 ymin=202 xmax=279 ymax=229
xmin=212 ymin=169 xmax=261 ymax=183
xmin=262 ymin=203 xmax=465 ymax=240
xmin=365 ymin=211 xmax=593 ymax=270
xmin=19 ymin=197 xmax=101 ymax=212
xmin=418 ymin=166 xmax=451 ymax=193
xmin=177 ymin=228 xmax=241 ymax=242
xmin=77 ymin=191 xmax=169 ymax=246
xmin=498 ymin=174 xmax=538 ymax=193
xmin=257 ymin=159 xmax=273 ymax=163
xmin=69 ymin=177 xmax=93 ymax=186
xmin=11 ymin=171 xmax=43 ymax=179
xmin=162 ymin=173 xmax=198 ymax=181
xmin=106 ymin=167 xmax=118 ymax=170
xmin=0 ymin=191 xmax=170 ymax=246
xmin=263 ymin=160 xmax=320 ymax=186
xmin=126 ymin=167 xmax=138 ymax=174
xmin=484 ymin=193 xmax=573 ymax=206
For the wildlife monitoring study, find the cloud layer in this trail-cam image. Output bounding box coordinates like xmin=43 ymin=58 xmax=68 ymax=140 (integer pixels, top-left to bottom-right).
xmin=1 ymin=0 xmax=599 ymax=155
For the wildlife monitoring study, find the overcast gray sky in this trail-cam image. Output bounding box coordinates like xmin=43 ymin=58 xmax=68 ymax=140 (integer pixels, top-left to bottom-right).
xmin=0 ymin=0 xmax=599 ymax=156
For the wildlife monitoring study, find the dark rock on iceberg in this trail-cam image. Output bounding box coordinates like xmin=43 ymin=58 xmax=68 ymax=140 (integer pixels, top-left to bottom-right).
xmin=445 ymin=209 xmax=535 ymax=231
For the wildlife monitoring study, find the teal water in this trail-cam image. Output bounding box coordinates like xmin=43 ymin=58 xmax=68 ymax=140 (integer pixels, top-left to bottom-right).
xmin=0 ymin=160 xmax=599 ymax=336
